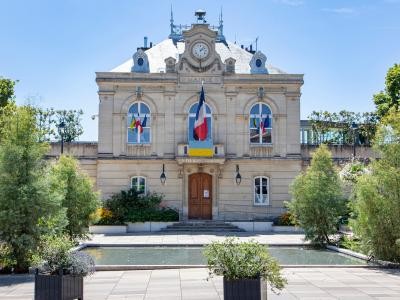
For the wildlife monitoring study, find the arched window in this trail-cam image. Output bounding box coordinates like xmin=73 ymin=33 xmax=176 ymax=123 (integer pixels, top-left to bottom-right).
xmin=188 ymin=103 xmax=212 ymax=142
xmin=127 ymin=102 xmax=151 ymax=144
xmin=254 ymin=176 xmax=269 ymax=205
xmin=249 ymin=103 xmax=272 ymax=144
xmin=131 ymin=176 xmax=146 ymax=194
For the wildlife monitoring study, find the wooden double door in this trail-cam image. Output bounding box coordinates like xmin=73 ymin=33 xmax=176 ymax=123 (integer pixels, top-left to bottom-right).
xmin=188 ymin=173 xmax=212 ymax=220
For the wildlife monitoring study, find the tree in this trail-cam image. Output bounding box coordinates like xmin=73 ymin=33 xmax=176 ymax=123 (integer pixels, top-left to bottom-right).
xmin=0 ymin=106 xmax=65 ymax=271
xmin=351 ymin=110 xmax=400 ymax=262
xmin=373 ymin=63 xmax=400 ymax=119
xmin=51 ymin=155 xmax=99 ymax=240
xmin=0 ymin=77 xmax=16 ymax=107
xmin=288 ymin=144 xmax=345 ymax=245
xmin=35 ymin=108 xmax=84 ymax=142
xmin=308 ymin=110 xmax=377 ymax=145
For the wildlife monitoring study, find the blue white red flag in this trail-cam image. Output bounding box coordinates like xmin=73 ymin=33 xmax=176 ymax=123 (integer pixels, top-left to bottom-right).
xmin=193 ymin=86 xmax=208 ymax=141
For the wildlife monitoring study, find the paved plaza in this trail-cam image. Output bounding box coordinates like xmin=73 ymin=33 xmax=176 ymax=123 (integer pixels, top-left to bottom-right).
xmin=1 ymin=267 xmax=400 ymax=299
xmin=1 ymin=234 xmax=399 ymax=299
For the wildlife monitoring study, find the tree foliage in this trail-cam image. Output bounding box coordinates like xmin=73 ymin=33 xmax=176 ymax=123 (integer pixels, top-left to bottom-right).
xmin=0 ymin=77 xmax=16 ymax=107
xmin=50 ymin=155 xmax=99 ymax=240
xmin=203 ymin=238 xmax=286 ymax=293
xmin=308 ymin=110 xmax=378 ymax=145
xmin=95 ymin=188 xmax=179 ymax=224
xmin=35 ymin=108 xmax=84 ymax=142
xmin=351 ymin=110 xmax=400 ymax=262
xmin=0 ymin=106 xmax=65 ymax=271
xmin=288 ymin=144 xmax=345 ymax=245
xmin=373 ymin=63 xmax=400 ymax=119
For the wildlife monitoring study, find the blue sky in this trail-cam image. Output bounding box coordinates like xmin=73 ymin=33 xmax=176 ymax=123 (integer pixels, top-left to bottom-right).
xmin=1 ymin=0 xmax=399 ymax=141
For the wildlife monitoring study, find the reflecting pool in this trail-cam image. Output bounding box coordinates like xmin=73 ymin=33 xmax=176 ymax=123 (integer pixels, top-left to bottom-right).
xmin=82 ymin=246 xmax=368 ymax=266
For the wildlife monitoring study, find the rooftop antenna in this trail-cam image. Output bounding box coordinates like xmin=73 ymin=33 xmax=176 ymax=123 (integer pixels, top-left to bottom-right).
xmin=255 ymin=36 xmax=259 ymax=51
xmin=219 ymin=6 xmax=223 ymax=35
xmin=170 ymin=4 xmax=174 ymax=35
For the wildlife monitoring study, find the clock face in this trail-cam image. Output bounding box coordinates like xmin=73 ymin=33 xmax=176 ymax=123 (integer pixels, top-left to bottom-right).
xmin=192 ymin=42 xmax=209 ymax=59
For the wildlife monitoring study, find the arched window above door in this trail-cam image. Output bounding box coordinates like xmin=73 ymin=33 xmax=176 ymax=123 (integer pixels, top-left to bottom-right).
xmin=127 ymin=102 xmax=151 ymax=144
xmin=188 ymin=103 xmax=212 ymax=142
xmin=249 ymin=103 xmax=272 ymax=144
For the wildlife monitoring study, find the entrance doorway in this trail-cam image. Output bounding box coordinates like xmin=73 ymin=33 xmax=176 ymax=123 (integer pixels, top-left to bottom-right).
xmin=188 ymin=173 xmax=212 ymax=220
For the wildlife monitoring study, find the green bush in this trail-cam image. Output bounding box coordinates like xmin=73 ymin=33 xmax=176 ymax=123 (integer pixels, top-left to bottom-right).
xmin=0 ymin=106 xmax=66 ymax=272
xmin=50 ymin=155 xmax=100 ymax=240
xmin=273 ymin=212 xmax=296 ymax=226
xmin=203 ymin=238 xmax=286 ymax=293
xmin=94 ymin=188 xmax=179 ymax=225
xmin=351 ymin=110 xmax=400 ymax=262
xmin=288 ymin=144 xmax=345 ymax=245
xmin=33 ymin=235 xmax=95 ymax=276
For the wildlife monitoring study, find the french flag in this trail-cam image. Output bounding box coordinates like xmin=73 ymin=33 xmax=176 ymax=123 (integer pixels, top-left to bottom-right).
xmin=193 ymin=86 xmax=208 ymax=141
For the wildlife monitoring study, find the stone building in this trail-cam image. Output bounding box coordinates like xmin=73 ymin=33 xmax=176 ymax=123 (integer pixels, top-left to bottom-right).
xmin=60 ymin=10 xmax=306 ymax=221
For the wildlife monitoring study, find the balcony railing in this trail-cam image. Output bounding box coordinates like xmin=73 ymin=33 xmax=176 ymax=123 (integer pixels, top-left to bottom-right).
xmin=177 ymin=144 xmax=225 ymax=157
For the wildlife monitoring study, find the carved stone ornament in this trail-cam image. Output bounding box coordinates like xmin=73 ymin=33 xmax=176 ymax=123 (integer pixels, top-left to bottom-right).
xmin=131 ymin=49 xmax=150 ymax=73
xmin=165 ymin=57 xmax=177 ymax=73
xmin=224 ymin=57 xmax=236 ymax=74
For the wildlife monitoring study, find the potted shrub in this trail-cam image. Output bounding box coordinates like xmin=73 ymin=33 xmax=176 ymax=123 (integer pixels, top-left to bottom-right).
xmin=33 ymin=235 xmax=95 ymax=300
xmin=203 ymin=238 xmax=286 ymax=300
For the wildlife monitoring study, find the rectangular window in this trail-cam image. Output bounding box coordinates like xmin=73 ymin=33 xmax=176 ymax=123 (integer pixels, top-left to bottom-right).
xmin=131 ymin=176 xmax=146 ymax=194
xmin=254 ymin=176 xmax=269 ymax=205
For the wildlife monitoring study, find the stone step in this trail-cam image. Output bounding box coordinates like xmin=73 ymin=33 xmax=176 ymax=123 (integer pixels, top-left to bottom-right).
xmin=160 ymin=221 xmax=245 ymax=232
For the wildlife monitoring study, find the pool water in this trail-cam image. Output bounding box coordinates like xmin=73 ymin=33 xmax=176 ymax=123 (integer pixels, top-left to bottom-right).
xmin=82 ymin=246 xmax=367 ymax=266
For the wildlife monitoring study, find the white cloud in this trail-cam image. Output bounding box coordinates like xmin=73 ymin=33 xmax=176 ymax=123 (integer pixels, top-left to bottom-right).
xmin=322 ymin=7 xmax=356 ymax=15
xmin=274 ymin=0 xmax=304 ymax=6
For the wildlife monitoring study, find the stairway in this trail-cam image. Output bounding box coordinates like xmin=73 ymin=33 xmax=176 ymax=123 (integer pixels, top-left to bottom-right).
xmin=161 ymin=221 xmax=245 ymax=232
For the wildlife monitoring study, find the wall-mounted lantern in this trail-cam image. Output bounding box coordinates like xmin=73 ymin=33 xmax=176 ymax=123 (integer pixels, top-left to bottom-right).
xmin=235 ymin=164 xmax=242 ymax=185
xmin=160 ymin=164 xmax=166 ymax=185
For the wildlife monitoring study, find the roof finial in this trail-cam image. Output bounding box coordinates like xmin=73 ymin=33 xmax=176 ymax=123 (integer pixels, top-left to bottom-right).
xmin=194 ymin=9 xmax=206 ymax=23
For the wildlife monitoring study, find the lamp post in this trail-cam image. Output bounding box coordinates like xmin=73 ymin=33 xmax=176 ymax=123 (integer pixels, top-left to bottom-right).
xmin=351 ymin=122 xmax=358 ymax=158
xmin=57 ymin=121 xmax=66 ymax=155
xmin=235 ymin=165 xmax=242 ymax=185
xmin=160 ymin=164 xmax=166 ymax=185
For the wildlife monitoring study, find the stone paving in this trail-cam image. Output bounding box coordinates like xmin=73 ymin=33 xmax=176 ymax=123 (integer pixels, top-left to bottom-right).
xmin=1 ymin=267 xmax=400 ymax=299
xmin=2 ymin=234 xmax=400 ymax=299
xmin=85 ymin=232 xmax=307 ymax=246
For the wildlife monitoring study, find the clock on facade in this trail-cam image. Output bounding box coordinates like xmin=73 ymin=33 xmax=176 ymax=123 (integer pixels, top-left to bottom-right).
xmin=192 ymin=42 xmax=209 ymax=59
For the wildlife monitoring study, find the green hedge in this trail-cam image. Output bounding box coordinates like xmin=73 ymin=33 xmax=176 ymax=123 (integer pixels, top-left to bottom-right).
xmin=93 ymin=189 xmax=179 ymax=225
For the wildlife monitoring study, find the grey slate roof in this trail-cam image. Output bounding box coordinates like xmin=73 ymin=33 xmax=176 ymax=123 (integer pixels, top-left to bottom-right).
xmin=111 ymin=38 xmax=286 ymax=74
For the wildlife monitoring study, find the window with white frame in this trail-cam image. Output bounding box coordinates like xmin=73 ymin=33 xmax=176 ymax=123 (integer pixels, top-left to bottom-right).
xmin=188 ymin=102 xmax=212 ymax=142
xmin=127 ymin=102 xmax=151 ymax=144
xmin=131 ymin=176 xmax=146 ymax=194
xmin=254 ymin=176 xmax=269 ymax=205
xmin=249 ymin=103 xmax=272 ymax=144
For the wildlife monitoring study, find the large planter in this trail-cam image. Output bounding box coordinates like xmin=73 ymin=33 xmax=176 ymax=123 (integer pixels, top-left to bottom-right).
xmin=229 ymin=221 xmax=273 ymax=232
xmin=272 ymin=225 xmax=304 ymax=233
xmin=223 ymin=277 xmax=267 ymax=300
xmin=126 ymin=221 xmax=176 ymax=232
xmin=127 ymin=222 xmax=151 ymax=232
xmin=35 ymin=270 xmax=83 ymax=300
xmin=89 ymin=225 xmax=127 ymax=234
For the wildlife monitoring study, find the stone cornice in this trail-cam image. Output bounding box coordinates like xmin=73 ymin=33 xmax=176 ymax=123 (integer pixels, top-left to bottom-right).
xmin=224 ymin=74 xmax=304 ymax=85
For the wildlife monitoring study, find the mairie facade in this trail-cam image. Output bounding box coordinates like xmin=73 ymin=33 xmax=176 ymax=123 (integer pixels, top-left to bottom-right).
xmin=59 ymin=11 xmax=306 ymax=221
